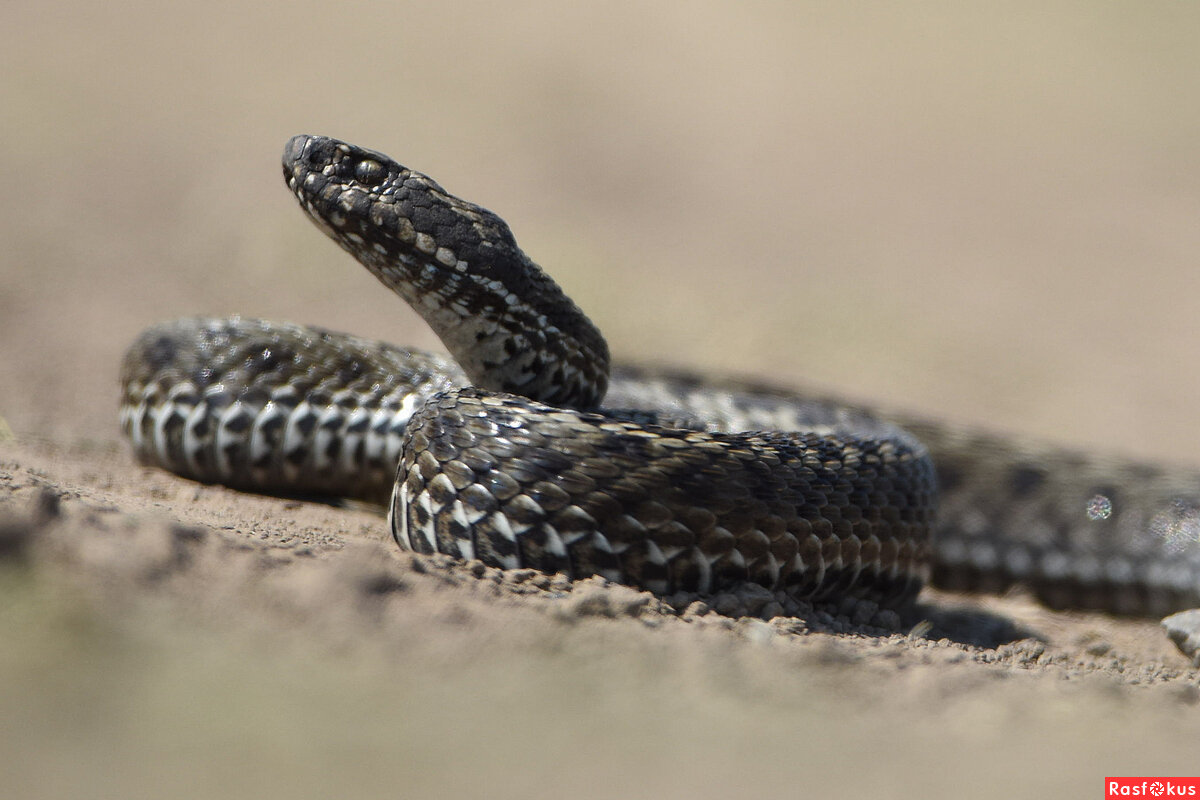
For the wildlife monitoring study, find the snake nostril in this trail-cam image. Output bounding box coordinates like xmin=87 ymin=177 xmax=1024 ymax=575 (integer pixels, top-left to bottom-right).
xmin=284 ymin=134 xmax=338 ymax=175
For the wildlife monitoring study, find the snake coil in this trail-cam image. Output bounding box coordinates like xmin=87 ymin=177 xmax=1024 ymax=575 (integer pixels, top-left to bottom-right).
xmin=120 ymin=135 xmax=1200 ymax=616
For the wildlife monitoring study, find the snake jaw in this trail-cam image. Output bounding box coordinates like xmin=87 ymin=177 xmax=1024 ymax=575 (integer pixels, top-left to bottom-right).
xmin=283 ymin=134 xmax=611 ymax=410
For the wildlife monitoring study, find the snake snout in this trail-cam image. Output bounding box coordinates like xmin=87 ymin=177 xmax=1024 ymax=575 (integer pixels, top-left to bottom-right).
xmin=284 ymin=135 xmax=396 ymax=188
xmin=282 ymin=134 xmax=335 ymax=192
xmin=283 ymin=134 xmax=332 ymax=171
xmin=283 ymin=133 xmax=312 ymax=165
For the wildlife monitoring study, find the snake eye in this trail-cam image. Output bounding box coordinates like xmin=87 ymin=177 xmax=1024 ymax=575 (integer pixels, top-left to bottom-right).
xmin=353 ymin=158 xmax=385 ymax=186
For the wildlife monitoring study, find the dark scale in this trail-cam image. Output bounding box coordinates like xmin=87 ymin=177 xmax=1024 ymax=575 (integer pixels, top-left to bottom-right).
xmin=115 ymin=135 xmax=1200 ymax=619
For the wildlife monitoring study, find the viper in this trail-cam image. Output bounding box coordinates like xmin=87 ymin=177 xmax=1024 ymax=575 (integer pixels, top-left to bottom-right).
xmin=119 ymin=135 xmax=1200 ymax=618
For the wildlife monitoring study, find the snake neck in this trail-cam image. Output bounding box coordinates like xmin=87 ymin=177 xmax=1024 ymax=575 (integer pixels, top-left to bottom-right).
xmin=283 ymin=134 xmax=610 ymax=410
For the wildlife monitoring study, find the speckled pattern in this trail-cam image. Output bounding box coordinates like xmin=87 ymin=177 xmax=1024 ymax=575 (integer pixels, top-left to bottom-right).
xmin=120 ymin=135 xmax=1200 ymax=616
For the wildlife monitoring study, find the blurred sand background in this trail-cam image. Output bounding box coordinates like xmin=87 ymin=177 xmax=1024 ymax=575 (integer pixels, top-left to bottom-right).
xmin=3 ymin=1 xmax=1200 ymax=797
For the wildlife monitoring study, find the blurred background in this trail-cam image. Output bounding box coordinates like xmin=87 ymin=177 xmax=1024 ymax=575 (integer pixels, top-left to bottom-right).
xmin=4 ymin=2 xmax=1200 ymax=796
xmin=3 ymin=0 xmax=1199 ymax=463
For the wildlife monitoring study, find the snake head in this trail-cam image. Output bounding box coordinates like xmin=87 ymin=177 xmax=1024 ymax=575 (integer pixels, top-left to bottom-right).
xmin=283 ymin=135 xmax=611 ymax=410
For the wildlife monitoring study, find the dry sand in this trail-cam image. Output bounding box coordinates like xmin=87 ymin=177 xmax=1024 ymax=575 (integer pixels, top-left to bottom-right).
xmin=4 ymin=2 xmax=1200 ymax=797
xmin=5 ymin=437 xmax=1200 ymax=798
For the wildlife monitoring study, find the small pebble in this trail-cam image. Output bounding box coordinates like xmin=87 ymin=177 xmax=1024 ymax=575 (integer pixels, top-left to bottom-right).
xmin=739 ymin=618 xmax=774 ymax=646
xmin=566 ymin=587 xmax=614 ymax=617
xmin=1161 ymin=609 xmax=1200 ymax=667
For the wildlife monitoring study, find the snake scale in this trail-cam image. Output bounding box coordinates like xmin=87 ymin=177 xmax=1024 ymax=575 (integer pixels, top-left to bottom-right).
xmin=119 ymin=135 xmax=1200 ymax=617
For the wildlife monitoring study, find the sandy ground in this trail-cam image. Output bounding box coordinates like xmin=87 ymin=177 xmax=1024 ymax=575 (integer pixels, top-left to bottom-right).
xmin=4 ymin=1 xmax=1200 ymax=797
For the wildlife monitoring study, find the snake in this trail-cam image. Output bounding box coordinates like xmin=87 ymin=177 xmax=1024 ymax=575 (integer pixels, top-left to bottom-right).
xmin=118 ymin=134 xmax=1200 ymax=618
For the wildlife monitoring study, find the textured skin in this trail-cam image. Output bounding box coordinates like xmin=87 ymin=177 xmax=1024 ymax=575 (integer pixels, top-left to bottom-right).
xmin=120 ymin=317 xmax=464 ymax=502
xmin=281 ymin=134 xmax=609 ymax=410
xmin=120 ymin=135 xmax=1200 ymax=616
xmin=394 ymin=388 xmax=933 ymax=604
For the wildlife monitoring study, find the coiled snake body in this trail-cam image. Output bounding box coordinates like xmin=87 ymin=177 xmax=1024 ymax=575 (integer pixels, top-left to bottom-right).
xmin=120 ymin=135 xmax=1200 ymax=617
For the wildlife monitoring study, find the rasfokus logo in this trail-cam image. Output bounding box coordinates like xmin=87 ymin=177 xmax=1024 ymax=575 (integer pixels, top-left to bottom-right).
xmin=1106 ymin=778 xmax=1200 ymax=797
